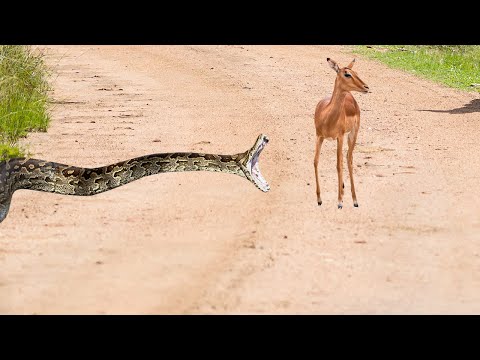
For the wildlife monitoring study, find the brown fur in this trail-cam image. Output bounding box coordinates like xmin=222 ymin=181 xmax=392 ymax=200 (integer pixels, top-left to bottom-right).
xmin=313 ymin=58 xmax=369 ymax=208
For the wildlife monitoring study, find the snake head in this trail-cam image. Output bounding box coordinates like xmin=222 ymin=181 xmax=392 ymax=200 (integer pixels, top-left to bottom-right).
xmin=239 ymin=134 xmax=270 ymax=192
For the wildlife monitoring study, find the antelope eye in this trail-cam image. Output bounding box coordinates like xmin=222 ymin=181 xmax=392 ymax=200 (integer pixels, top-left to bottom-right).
xmin=344 ymin=72 xmax=352 ymax=78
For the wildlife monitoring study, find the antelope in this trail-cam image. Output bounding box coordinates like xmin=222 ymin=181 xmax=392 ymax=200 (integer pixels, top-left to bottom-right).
xmin=314 ymin=58 xmax=369 ymax=209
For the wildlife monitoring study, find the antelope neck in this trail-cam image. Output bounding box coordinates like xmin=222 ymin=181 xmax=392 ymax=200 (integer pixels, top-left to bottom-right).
xmin=326 ymin=81 xmax=349 ymax=124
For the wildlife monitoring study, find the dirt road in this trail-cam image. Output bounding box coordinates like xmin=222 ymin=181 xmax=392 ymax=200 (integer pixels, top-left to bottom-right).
xmin=1 ymin=45 xmax=479 ymax=314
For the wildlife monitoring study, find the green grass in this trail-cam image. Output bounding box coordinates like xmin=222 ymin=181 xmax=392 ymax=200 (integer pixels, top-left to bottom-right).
xmin=353 ymin=45 xmax=480 ymax=92
xmin=0 ymin=45 xmax=51 ymax=160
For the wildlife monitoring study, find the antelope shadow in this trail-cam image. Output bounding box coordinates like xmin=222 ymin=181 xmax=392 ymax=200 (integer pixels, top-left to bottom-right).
xmin=417 ymin=98 xmax=480 ymax=114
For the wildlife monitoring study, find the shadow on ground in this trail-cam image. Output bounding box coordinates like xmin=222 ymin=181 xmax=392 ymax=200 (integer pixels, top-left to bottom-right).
xmin=418 ymin=98 xmax=480 ymax=114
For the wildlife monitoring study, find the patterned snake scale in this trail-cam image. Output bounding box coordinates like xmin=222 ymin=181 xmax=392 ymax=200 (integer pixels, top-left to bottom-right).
xmin=0 ymin=134 xmax=269 ymax=223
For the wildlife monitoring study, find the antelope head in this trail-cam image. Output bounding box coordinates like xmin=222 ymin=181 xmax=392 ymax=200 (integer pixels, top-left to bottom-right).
xmin=327 ymin=58 xmax=370 ymax=94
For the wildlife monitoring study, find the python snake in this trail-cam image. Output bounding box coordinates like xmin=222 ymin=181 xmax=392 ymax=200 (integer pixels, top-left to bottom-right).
xmin=0 ymin=134 xmax=269 ymax=223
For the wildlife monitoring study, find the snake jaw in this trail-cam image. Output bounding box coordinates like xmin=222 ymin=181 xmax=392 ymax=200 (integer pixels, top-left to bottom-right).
xmin=241 ymin=134 xmax=270 ymax=192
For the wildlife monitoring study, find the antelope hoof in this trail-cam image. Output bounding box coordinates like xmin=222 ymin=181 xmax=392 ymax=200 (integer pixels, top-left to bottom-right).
xmin=338 ymin=202 xmax=343 ymax=209
xmin=318 ymin=201 xmax=322 ymax=206
xmin=354 ymin=202 xmax=359 ymax=207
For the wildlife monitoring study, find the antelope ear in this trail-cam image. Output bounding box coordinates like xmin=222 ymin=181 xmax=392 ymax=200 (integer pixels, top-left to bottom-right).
xmin=327 ymin=58 xmax=340 ymax=73
xmin=347 ymin=58 xmax=356 ymax=68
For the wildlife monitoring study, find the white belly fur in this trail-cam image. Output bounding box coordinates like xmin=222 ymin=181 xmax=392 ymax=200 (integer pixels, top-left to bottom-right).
xmin=324 ymin=131 xmax=351 ymax=141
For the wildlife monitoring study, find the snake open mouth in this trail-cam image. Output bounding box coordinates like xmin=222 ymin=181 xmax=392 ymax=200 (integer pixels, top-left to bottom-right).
xmin=243 ymin=134 xmax=270 ymax=192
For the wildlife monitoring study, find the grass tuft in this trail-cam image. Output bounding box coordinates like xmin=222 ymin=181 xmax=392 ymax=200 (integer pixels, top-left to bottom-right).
xmin=353 ymin=45 xmax=480 ymax=92
xmin=0 ymin=45 xmax=51 ymax=161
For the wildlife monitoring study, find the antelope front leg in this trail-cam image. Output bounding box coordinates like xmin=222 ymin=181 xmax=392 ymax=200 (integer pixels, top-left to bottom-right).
xmin=314 ymin=136 xmax=324 ymax=205
xmin=347 ymin=132 xmax=358 ymax=207
xmin=337 ymin=136 xmax=344 ymax=209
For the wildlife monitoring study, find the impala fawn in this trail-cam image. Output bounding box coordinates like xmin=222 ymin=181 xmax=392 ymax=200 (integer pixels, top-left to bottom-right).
xmin=314 ymin=58 xmax=369 ymax=209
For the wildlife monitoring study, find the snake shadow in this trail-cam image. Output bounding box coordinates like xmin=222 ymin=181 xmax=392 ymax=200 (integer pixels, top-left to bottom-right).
xmin=417 ymin=98 xmax=480 ymax=114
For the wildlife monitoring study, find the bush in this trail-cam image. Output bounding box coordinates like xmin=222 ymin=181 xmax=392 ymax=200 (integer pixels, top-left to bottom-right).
xmin=0 ymin=45 xmax=51 ymax=160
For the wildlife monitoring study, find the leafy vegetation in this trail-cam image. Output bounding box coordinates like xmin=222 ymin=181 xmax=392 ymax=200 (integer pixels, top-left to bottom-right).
xmin=353 ymin=45 xmax=480 ymax=92
xmin=0 ymin=45 xmax=51 ymax=160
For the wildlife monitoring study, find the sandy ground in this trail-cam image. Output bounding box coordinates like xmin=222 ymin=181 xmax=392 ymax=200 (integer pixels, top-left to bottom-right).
xmin=1 ymin=45 xmax=480 ymax=314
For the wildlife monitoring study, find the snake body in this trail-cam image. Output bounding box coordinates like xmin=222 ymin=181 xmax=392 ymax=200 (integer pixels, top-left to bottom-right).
xmin=0 ymin=134 xmax=269 ymax=223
